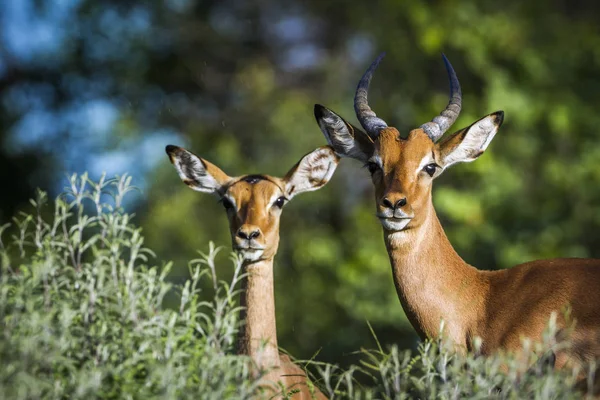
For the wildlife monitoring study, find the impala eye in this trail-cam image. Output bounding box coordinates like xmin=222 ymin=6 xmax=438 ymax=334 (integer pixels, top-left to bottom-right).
xmin=366 ymin=162 xmax=380 ymax=175
xmin=274 ymin=196 xmax=286 ymax=209
xmin=221 ymin=197 xmax=234 ymax=210
xmin=423 ymin=163 xmax=439 ymax=177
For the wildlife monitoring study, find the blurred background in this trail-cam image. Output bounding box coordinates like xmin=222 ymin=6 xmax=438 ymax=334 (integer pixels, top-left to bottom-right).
xmin=2 ymin=0 xmax=600 ymax=366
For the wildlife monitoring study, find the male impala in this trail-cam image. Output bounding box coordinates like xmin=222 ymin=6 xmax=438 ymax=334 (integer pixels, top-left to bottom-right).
xmin=314 ymin=54 xmax=600 ymax=369
xmin=166 ymin=144 xmax=337 ymax=399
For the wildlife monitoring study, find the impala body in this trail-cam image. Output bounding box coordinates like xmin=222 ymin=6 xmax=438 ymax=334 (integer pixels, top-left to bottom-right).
xmin=315 ymin=53 xmax=600 ymax=370
xmin=167 ymin=144 xmax=337 ymax=399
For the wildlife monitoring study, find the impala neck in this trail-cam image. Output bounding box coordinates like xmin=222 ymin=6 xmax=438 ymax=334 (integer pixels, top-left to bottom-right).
xmin=384 ymin=197 xmax=488 ymax=343
xmin=237 ymin=258 xmax=281 ymax=369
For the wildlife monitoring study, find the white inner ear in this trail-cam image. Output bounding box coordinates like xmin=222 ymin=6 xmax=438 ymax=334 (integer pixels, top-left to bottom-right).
xmin=285 ymin=148 xmax=338 ymax=198
xmin=319 ymin=112 xmax=369 ymax=162
xmin=476 ymin=117 xmax=498 ymax=151
xmin=320 ymin=114 xmax=354 ymax=152
xmin=172 ymin=151 xmax=222 ymax=194
xmin=443 ymin=116 xmax=498 ymax=168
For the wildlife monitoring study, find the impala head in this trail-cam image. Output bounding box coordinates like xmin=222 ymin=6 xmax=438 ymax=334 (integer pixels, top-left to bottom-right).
xmin=166 ymin=145 xmax=339 ymax=263
xmin=315 ymin=53 xmax=504 ymax=234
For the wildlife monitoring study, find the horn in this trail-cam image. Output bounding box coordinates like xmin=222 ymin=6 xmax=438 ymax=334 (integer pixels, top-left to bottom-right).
xmin=354 ymin=52 xmax=388 ymax=138
xmin=420 ymin=54 xmax=462 ymax=142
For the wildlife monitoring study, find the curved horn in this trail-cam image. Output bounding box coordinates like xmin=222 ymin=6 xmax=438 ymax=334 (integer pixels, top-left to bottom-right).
xmin=354 ymin=52 xmax=388 ymax=138
xmin=420 ymin=54 xmax=462 ymax=142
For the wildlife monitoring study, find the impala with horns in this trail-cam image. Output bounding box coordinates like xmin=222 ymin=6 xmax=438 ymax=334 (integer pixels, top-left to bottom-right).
xmin=166 ymin=144 xmax=337 ymax=399
xmin=314 ymin=53 xmax=600 ymax=369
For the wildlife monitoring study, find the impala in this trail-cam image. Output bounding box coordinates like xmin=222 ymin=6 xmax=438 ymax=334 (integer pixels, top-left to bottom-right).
xmin=166 ymin=144 xmax=337 ymax=399
xmin=314 ymin=53 xmax=600 ymax=369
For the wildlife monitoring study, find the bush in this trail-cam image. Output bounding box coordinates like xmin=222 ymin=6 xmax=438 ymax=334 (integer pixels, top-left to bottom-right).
xmin=314 ymin=323 xmax=587 ymax=399
xmin=0 ymin=175 xmax=592 ymax=399
xmin=0 ymin=174 xmax=257 ymax=399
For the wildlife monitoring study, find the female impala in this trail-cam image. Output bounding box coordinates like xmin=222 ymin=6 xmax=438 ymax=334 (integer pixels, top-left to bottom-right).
xmin=314 ymin=54 xmax=600 ymax=369
xmin=166 ymin=144 xmax=337 ymax=399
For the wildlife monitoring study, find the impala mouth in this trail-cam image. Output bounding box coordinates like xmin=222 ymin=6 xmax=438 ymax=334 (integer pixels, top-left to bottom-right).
xmin=234 ymin=245 xmax=265 ymax=250
xmin=234 ymin=245 xmax=265 ymax=262
xmin=378 ymin=217 xmax=412 ymax=232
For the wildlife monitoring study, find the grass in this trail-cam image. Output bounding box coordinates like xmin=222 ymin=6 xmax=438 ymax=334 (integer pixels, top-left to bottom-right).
xmin=0 ymin=174 xmax=594 ymax=399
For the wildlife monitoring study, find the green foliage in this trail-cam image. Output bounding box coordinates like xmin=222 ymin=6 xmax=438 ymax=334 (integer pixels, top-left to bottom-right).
xmin=0 ymin=175 xmax=258 ymax=399
xmin=316 ymin=318 xmax=591 ymax=399
xmin=0 ymin=177 xmax=594 ymax=399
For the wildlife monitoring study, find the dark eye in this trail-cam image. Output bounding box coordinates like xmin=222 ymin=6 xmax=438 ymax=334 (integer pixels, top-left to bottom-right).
xmin=221 ymin=198 xmax=234 ymax=210
xmin=274 ymin=196 xmax=286 ymax=209
xmin=423 ymin=163 xmax=438 ymax=177
xmin=366 ymin=162 xmax=380 ymax=175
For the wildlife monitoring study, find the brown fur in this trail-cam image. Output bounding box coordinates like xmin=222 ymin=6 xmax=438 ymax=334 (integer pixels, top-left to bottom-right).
xmin=238 ymin=259 xmax=323 ymax=399
xmin=167 ymin=145 xmax=336 ymax=399
xmin=223 ymin=178 xmax=327 ymax=398
xmin=317 ymin=98 xmax=600 ymax=393
xmin=373 ymin=127 xmax=600 ymax=367
xmin=223 ymin=178 xmax=285 ymax=261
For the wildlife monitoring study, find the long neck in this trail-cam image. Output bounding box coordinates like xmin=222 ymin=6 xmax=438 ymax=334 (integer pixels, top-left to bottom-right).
xmin=385 ymin=197 xmax=488 ymax=344
xmin=237 ymin=258 xmax=280 ymax=369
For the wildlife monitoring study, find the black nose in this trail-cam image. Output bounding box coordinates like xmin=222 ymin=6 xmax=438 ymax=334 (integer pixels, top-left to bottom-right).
xmin=237 ymin=229 xmax=260 ymax=240
xmin=395 ymin=198 xmax=407 ymax=208
xmin=382 ymin=198 xmax=394 ymax=209
xmin=382 ymin=197 xmax=407 ymax=209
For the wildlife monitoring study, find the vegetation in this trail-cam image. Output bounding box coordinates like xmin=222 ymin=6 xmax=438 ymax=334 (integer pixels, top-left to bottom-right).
xmin=0 ymin=175 xmax=259 ymax=399
xmin=0 ymin=176 xmax=594 ymax=399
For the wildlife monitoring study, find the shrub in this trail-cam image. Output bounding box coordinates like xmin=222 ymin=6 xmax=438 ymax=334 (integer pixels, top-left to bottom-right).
xmin=314 ymin=321 xmax=587 ymax=399
xmin=0 ymin=174 xmax=257 ymax=399
xmin=0 ymin=175 xmax=592 ymax=399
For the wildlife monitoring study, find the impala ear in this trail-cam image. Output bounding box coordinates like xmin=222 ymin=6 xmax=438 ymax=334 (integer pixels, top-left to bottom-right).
xmin=314 ymin=104 xmax=374 ymax=162
xmin=284 ymin=146 xmax=339 ymax=199
xmin=166 ymin=145 xmax=231 ymax=195
xmin=437 ymin=111 xmax=504 ymax=169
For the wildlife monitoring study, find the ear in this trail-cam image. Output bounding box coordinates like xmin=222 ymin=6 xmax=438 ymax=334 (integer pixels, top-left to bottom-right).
xmin=165 ymin=145 xmax=231 ymax=195
xmin=314 ymin=104 xmax=374 ymax=162
xmin=283 ymin=146 xmax=340 ymax=199
xmin=437 ymin=111 xmax=504 ymax=169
